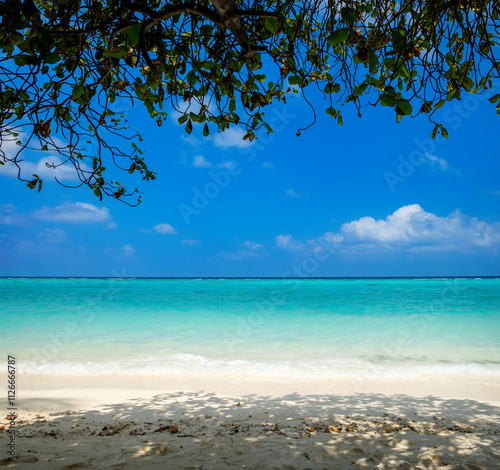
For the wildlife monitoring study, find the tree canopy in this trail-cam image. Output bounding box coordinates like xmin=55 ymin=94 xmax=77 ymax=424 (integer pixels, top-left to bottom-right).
xmin=1 ymin=0 xmax=499 ymax=204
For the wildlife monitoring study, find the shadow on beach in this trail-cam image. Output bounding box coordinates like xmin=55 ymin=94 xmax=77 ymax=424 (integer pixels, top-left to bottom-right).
xmin=2 ymin=391 xmax=500 ymax=469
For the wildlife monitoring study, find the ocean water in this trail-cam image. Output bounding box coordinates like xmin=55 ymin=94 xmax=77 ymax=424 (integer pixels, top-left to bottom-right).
xmin=1 ymin=277 xmax=499 ymax=379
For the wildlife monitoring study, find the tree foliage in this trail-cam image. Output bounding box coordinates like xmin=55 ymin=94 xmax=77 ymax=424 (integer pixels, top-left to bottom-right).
xmin=1 ymin=0 xmax=499 ymax=204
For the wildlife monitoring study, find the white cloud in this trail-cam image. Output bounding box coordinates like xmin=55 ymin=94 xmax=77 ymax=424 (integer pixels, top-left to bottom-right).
xmin=242 ymin=240 xmax=263 ymax=250
xmin=219 ymin=240 xmax=265 ymax=260
xmin=32 ymin=202 xmax=111 ymax=224
xmin=262 ymin=161 xmax=274 ymax=169
xmin=0 ymin=204 xmax=25 ymax=226
xmin=180 ymin=134 xmax=203 ymax=147
xmin=490 ymin=190 xmax=500 ymax=196
xmin=341 ymin=204 xmax=424 ymax=244
xmin=333 ymin=205 xmax=500 ymax=251
xmin=275 ymin=234 xmax=306 ymax=251
xmin=212 ymin=127 xmax=252 ymax=149
xmin=276 ymin=205 xmax=500 ymax=254
xmin=215 ymin=161 xmax=236 ymax=169
xmin=181 ymin=239 xmax=200 ymax=245
xmin=285 ymin=188 xmax=308 ymax=198
xmin=0 ymin=204 xmax=16 ymax=213
xmin=314 ymin=232 xmax=344 ymax=246
xmin=154 ymin=223 xmax=177 ymax=234
xmin=37 ymin=229 xmax=67 ymax=244
xmin=122 ymin=244 xmax=135 ymax=257
xmin=421 ymin=153 xmax=461 ymax=176
xmin=192 ymin=155 xmax=212 ymax=168
xmin=0 ymin=155 xmax=91 ymax=181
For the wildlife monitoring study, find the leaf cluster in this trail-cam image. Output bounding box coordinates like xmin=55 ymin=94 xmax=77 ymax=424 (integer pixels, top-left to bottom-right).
xmin=0 ymin=0 xmax=498 ymax=202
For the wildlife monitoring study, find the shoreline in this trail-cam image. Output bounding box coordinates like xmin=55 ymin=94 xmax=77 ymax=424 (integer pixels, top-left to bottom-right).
xmin=1 ymin=374 xmax=499 ymax=469
xmin=9 ymin=373 xmax=500 ymax=410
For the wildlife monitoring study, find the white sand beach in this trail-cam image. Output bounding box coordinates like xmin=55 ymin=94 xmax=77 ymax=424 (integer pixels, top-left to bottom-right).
xmin=1 ymin=374 xmax=500 ymax=469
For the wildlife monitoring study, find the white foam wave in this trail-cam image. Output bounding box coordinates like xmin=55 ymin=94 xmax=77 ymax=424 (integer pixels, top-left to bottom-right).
xmin=15 ymin=354 xmax=500 ymax=379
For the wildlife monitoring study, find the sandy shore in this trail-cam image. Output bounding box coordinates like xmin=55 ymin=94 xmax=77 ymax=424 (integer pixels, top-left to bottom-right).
xmin=1 ymin=374 xmax=500 ymax=469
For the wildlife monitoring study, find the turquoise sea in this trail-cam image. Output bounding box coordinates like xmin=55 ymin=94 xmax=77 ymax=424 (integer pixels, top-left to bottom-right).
xmin=1 ymin=277 xmax=499 ymax=379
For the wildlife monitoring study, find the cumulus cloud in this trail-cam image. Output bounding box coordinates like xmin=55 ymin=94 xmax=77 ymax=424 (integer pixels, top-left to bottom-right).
xmin=275 ymin=234 xmax=306 ymax=251
xmin=154 ymin=223 xmax=177 ymax=234
xmin=192 ymin=155 xmax=212 ymax=168
xmin=339 ymin=204 xmax=500 ymax=249
xmin=212 ymin=127 xmax=252 ymax=149
xmin=281 ymin=205 xmax=500 ymax=254
xmin=32 ymin=202 xmax=111 ymax=224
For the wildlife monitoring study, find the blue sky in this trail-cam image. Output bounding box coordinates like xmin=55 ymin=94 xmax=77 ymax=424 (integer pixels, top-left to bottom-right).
xmin=1 ymin=82 xmax=499 ymax=277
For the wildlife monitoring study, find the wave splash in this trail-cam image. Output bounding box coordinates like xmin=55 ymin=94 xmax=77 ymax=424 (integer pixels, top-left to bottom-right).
xmin=15 ymin=353 xmax=500 ymax=378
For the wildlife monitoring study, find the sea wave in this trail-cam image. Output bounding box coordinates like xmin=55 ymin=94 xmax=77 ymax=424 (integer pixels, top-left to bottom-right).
xmin=13 ymin=354 xmax=500 ymax=379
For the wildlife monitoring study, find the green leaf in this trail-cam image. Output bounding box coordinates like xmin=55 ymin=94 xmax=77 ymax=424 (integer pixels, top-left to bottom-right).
xmin=324 ymin=82 xmax=341 ymax=94
xmin=326 ymin=107 xmax=338 ymax=118
xmin=288 ymin=75 xmax=301 ymax=85
xmin=203 ymin=123 xmax=209 ymax=137
xmin=229 ymin=99 xmax=236 ymax=112
xmin=337 ymin=114 xmax=343 ymax=126
xmin=19 ymin=90 xmax=29 ymax=100
xmin=14 ymin=55 xmax=31 ymax=66
xmin=46 ymin=54 xmax=60 ymax=65
xmin=103 ymin=49 xmax=126 ymax=59
xmin=72 ymin=84 xmax=84 ymax=100
xmin=341 ymin=7 xmax=356 ymax=23
xmin=395 ymin=62 xmax=409 ymax=78
xmin=327 ymin=28 xmax=349 ymax=46
xmin=368 ymin=51 xmax=378 ymax=74
xmin=186 ymin=71 xmax=196 ymax=86
xmin=441 ymin=127 xmax=448 ymax=139
xmin=431 ymin=125 xmax=439 ymax=139
xmin=398 ymin=99 xmax=412 ymax=115
xmin=125 ymin=24 xmax=142 ymax=45
xmin=185 ymin=120 xmax=193 ymax=134
xmin=178 ymin=115 xmax=188 ymax=125
xmin=264 ymin=17 xmax=278 ymax=33
xmin=434 ymin=100 xmax=446 ymax=109
xmin=27 ymin=176 xmax=38 ymax=189
xmin=380 ymin=94 xmax=397 ymax=107
xmin=488 ymin=94 xmax=500 ymax=104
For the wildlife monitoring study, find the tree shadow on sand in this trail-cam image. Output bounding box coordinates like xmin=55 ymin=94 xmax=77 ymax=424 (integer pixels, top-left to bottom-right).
xmin=1 ymin=392 xmax=500 ymax=469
